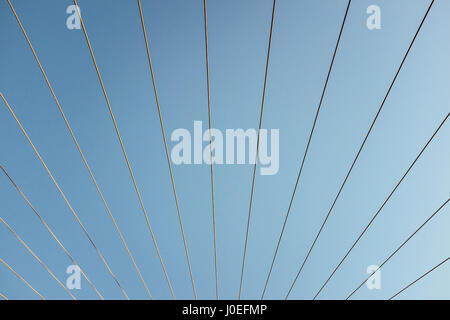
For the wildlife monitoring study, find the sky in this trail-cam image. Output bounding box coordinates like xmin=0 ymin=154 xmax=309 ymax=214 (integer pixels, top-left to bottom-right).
xmin=0 ymin=0 xmax=449 ymax=300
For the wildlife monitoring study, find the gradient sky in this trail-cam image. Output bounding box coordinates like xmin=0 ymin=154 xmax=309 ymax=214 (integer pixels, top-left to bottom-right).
xmin=0 ymin=0 xmax=449 ymax=300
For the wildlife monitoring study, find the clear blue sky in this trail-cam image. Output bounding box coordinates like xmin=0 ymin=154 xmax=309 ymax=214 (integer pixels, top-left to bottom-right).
xmin=0 ymin=0 xmax=449 ymax=300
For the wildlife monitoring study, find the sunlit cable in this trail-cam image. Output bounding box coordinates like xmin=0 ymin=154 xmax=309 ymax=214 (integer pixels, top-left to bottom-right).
xmin=0 ymin=93 xmax=129 ymax=299
xmin=0 ymin=257 xmax=45 ymax=300
xmin=72 ymin=0 xmax=174 ymax=298
xmin=202 ymin=0 xmax=219 ymax=300
xmin=239 ymin=0 xmax=276 ymax=300
xmin=137 ymin=0 xmax=196 ymax=299
xmin=0 ymin=165 xmax=104 ymax=300
xmin=6 ymin=0 xmax=152 ymax=299
xmin=0 ymin=216 xmax=76 ymax=300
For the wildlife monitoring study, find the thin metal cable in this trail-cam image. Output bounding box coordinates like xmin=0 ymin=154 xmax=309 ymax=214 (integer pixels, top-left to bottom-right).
xmin=389 ymin=257 xmax=449 ymax=300
xmin=0 ymin=165 xmax=104 ymax=300
xmin=239 ymin=0 xmax=276 ymax=300
xmin=0 ymin=293 xmax=7 ymax=300
xmin=312 ymin=113 xmax=448 ymax=300
xmin=72 ymin=0 xmax=174 ymax=298
xmin=0 ymin=257 xmax=45 ymax=300
xmin=0 ymin=216 xmax=76 ymax=300
xmin=261 ymin=0 xmax=351 ymax=300
xmin=285 ymin=0 xmax=435 ymax=299
xmin=347 ymin=198 xmax=449 ymax=299
xmin=137 ymin=0 xmax=196 ymax=299
xmin=6 ymin=0 xmax=152 ymax=299
xmin=202 ymin=0 xmax=218 ymax=300
xmin=0 ymin=93 xmax=129 ymax=300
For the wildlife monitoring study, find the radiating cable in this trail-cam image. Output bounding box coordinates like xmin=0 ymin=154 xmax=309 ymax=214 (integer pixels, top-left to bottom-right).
xmin=285 ymin=0 xmax=435 ymax=299
xmin=202 ymin=0 xmax=219 ymax=300
xmin=0 ymin=216 xmax=76 ymax=300
xmin=0 ymin=257 xmax=45 ymax=300
xmin=0 ymin=165 xmax=104 ymax=300
xmin=0 ymin=93 xmax=129 ymax=300
xmin=239 ymin=0 xmax=276 ymax=300
xmin=312 ymin=113 xmax=448 ymax=300
xmin=347 ymin=198 xmax=449 ymax=299
xmin=261 ymin=0 xmax=351 ymax=299
xmin=389 ymin=257 xmax=449 ymax=300
xmin=6 ymin=0 xmax=152 ymax=299
xmin=137 ymin=0 xmax=196 ymax=299
xmin=72 ymin=0 xmax=174 ymax=298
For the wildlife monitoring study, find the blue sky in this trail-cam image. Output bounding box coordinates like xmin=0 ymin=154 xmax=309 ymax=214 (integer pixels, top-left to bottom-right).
xmin=0 ymin=0 xmax=449 ymax=300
